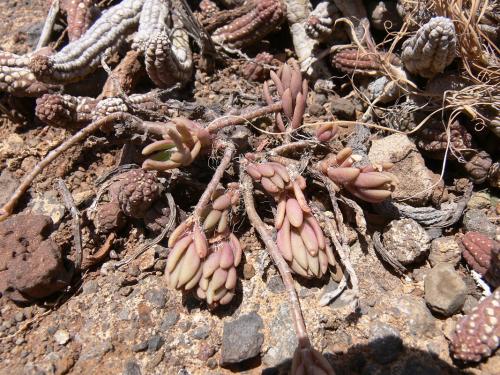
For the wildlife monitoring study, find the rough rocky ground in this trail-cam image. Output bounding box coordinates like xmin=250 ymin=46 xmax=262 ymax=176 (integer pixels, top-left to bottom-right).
xmin=0 ymin=1 xmax=499 ymax=375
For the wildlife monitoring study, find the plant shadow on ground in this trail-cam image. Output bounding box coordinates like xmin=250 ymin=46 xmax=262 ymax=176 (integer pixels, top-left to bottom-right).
xmin=247 ymin=337 xmax=476 ymax=375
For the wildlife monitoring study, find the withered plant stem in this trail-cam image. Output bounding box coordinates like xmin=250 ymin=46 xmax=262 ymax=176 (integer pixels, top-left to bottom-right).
xmin=206 ymin=102 xmax=283 ymax=133
xmin=192 ymin=141 xmax=236 ymax=221
xmin=0 ymin=112 xmax=127 ymax=222
xmin=36 ymin=0 xmax=60 ymax=50
xmin=240 ymin=162 xmax=310 ymax=348
xmin=56 ymin=179 xmax=82 ymax=272
xmin=268 ymin=140 xmax=315 ymax=156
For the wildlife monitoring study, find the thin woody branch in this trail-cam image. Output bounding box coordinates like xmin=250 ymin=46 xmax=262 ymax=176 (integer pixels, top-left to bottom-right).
xmin=240 ymin=161 xmax=310 ymax=348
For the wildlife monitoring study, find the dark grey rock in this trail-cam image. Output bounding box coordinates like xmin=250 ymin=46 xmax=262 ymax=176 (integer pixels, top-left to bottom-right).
xmin=267 ymin=275 xmax=285 ymax=294
xmin=369 ymin=322 xmax=403 ymax=364
xmin=262 ymin=304 xmax=298 ymax=367
xmin=80 ymin=339 xmax=114 ymax=360
xmin=314 ymin=93 xmax=328 ymax=105
xmin=191 ymin=325 xmax=210 ymax=340
xmin=154 ymin=259 xmax=166 ymax=272
xmin=123 ymin=360 xmax=141 ymax=375
xmin=330 ymin=98 xmax=356 ymax=119
xmin=127 ymin=264 xmax=141 ymax=277
xmin=221 ymin=312 xmax=264 ymax=365
xmin=46 ymin=325 xmax=58 ymax=335
xmin=132 ymin=341 xmax=148 ymax=352
xmin=462 ymin=209 xmax=497 ymax=239
xmin=147 ymin=335 xmax=164 ymax=353
xmin=160 ymin=310 xmax=180 ymax=331
xmin=144 ymin=288 xmax=168 ymax=309
xmin=424 ymin=263 xmax=467 ymax=316
xmin=154 ymin=245 xmax=169 ymax=259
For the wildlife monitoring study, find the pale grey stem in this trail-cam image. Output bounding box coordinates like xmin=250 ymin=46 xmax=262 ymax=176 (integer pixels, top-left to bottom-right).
xmin=36 ymin=0 xmax=61 ymax=50
xmin=56 ymin=178 xmax=83 ymax=272
xmin=192 ymin=142 xmax=235 ymax=219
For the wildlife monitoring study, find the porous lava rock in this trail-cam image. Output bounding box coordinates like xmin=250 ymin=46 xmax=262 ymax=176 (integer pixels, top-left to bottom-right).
xmin=382 ymin=218 xmax=431 ymax=265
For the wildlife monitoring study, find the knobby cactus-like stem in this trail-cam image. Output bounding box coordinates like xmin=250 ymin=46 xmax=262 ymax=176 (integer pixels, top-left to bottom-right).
xmin=240 ymin=161 xmax=310 ymax=348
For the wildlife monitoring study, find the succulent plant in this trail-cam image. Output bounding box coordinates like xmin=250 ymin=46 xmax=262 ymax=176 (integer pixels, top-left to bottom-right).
xmin=263 ymin=60 xmax=308 ymax=132
xmin=241 ymin=52 xmax=278 ymax=82
xmin=320 ymin=148 xmax=395 ymax=203
xmin=246 ymin=161 xmax=296 ymax=195
xmin=211 ymin=0 xmax=286 ymax=49
xmin=450 ymin=288 xmax=500 ymax=362
xmin=108 ymin=168 xmax=162 ymax=219
xmin=94 ymin=201 xmax=126 ymax=234
xmin=276 ymin=195 xmax=335 ymax=278
xmin=305 ymin=1 xmax=342 ymax=41
xmin=464 ymin=151 xmax=493 ymax=185
xmin=35 ymin=93 xmax=97 ymax=126
xmin=416 ymin=120 xmax=473 ymax=160
xmin=488 ymin=162 xmax=500 ymax=189
xmin=461 ymin=231 xmax=500 ymax=288
xmin=165 ymin=185 xmax=242 ymax=306
xmin=330 ymin=48 xmax=401 ymax=76
xmin=196 ymin=235 xmax=242 ymax=305
xmin=315 ymin=123 xmax=339 ymax=142
xmin=401 ymin=17 xmax=457 ymax=78
xmin=142 ymin=117 xmax=212 ymax=171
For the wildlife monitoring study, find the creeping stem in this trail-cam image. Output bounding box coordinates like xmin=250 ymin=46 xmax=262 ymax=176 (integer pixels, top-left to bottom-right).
xmin=240 ymin=161 xmax=310 ymax=348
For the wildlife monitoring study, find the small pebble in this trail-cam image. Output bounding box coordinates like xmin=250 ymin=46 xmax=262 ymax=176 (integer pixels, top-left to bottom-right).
xmin=147 ymin=335 xmax=164 ymax=352
xmin=132 ymin=341 xmax=148 ymax=353
xmin=267 ymin=275 xmax=285 ymax=294
xmin=191 ymin=325 xmax=210 ymax=340
xmin=123 ymin=361 xmax=141 ymax=375
xmin=14 ymin=312 xmax=25 ymax=323
xmin=160 ymin=311 xmax=180 ymax=331
xmin=120 ymin=286 xmax=133 ymax=296
xmin=207 ymin=358 xmax=218 ymax=369
xmin=144 ymin=288 xmax=168 ymax=309
xmin=54 ymin=329 xmax=70 ymax=345
xmin=243 ymin=263 xmax=255 ymax=280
